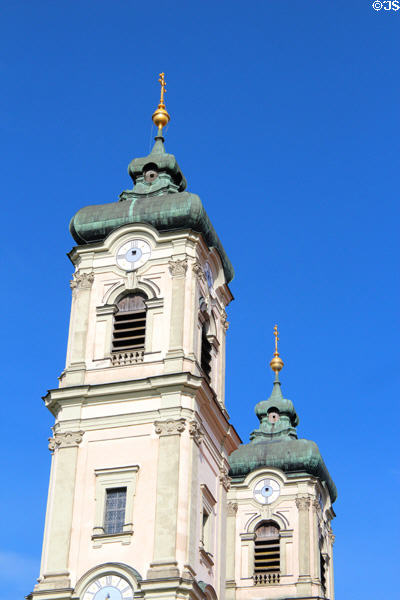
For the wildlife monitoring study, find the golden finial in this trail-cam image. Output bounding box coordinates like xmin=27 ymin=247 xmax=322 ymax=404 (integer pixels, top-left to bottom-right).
xmin=152 ymin=72 xmax=170 ymax=136
xmin=269 ymin=324 xmax=284 ymax=375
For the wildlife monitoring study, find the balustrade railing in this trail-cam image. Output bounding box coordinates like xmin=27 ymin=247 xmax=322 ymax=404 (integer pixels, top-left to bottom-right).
xmin=253 ymin=572 xmax=280 ymax=585
xmin=111 ymin=349 xmax=144 ymax=366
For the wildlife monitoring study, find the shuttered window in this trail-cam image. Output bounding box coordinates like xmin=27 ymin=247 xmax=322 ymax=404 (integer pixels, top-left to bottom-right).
xmin=112 ymin=294 xmax=147 ymax=352
xmin=201 ymin=325 xmax=212 ymax=379
xmin=254 ymin=522 xmax=280 ymax=582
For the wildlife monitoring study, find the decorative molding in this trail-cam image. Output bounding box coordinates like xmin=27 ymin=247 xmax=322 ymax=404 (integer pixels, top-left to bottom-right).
xmin=227 ymin=502 xmax=238 ymax=516
xmin=312 ymin=498 xmax=321 ymax=513
xmin=221 ymin=310 xmax=229 ymax=331
xmin=219 ymin=466 xmax=231 ymax=491
xmin=154 ymin=418 xmax=186 ymax=436
xmin=189 ymin=420 xmax=204 ymax=445
xmin=48 ymin=430 xmax=84 ymax=452
xmin=70 ymin=271 xmax=94 ymax=293
xmin=168 ymin=259 xmax=188 ymax=277
xmin=193 ymin=261 xmax=207 ymax=283
xmin=295 ymin=496 xmax=311 ymax=511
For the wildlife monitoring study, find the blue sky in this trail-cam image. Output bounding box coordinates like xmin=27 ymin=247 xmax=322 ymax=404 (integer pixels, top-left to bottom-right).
xmin=0 ymin=1 xmax=399 ymax=599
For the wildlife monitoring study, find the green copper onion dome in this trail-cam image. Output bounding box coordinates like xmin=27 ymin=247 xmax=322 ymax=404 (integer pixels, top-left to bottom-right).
xmin=69 ymin=74 xmax=234 ymax=282
xmin=229 ymin=329 xmax=337 ymax=502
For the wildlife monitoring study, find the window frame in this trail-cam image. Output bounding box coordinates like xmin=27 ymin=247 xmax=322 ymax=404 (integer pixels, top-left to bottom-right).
xmin=92 ymin=465 xmax=139 ymax=547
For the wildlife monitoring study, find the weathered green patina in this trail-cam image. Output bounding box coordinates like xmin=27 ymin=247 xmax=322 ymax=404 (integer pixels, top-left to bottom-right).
xmin=229 ymin=376 xmax=337 ymax=502
xmin=69 ymin=137 xmax=234 ymax=283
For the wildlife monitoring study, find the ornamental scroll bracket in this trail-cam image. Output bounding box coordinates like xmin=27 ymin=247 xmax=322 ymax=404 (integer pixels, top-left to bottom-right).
xmin=154 ymin=418 xmax=186 ymax=436
xmin=168 ymin=259 xmax=188 ymax=277
xmin=48 ymin=430 xmax=84 ymax=452
xmin=189 ymin=420 xmax=204 ymax=446
xmin=70 ymin=271 xmax=94 ymax=295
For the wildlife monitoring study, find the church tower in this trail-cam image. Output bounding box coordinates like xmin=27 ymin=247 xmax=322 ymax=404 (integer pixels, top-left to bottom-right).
xmin=226 ymin=328 xmax=337 ymax=600
xmin=29 ymin=74 xmax=240 ymax=600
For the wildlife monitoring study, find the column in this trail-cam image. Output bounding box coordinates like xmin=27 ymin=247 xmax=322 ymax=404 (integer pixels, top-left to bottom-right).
xmin=35 ymin=431 xmax=84 ymax=591
xmin=226 ymin=502 xmax=238 ymax=593
xmin=296 ymin=496 xmax=312 ymax=594
xmin=165 ymin=259 xmax=187 ymax=373
xmin=65 ymin=271 xmax=94 ymax=384
xmin=186 ymin=421 xmax=203 ymax=573
xmin=147 ymin=418 xmax=186 ymax=579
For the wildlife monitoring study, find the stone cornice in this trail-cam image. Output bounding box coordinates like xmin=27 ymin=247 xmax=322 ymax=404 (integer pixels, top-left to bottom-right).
xmin=44 ymin=372 xmax=241 ymax=452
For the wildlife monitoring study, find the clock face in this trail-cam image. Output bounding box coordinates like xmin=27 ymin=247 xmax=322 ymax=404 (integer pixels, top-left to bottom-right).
xmin=116 ymin=239 xmax=151 ymax=271
xmin=203 ymin=262 xmax=214 ymax=288
xmin=82 ymin=575 xmax=133 ymax=600
xmin=253 ymin=478 xmax=280 ymax=505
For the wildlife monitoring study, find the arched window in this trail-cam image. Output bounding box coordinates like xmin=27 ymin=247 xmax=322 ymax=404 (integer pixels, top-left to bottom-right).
xmin=112 ymin=294 xmax=147 ymax=361
xmin=253 ymin=521 xmax=280 ymax=585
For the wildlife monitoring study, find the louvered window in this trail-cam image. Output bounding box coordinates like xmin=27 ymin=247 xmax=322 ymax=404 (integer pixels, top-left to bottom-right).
xmin=254 ymin=522 xmax=280 ymax=584
xmin=104 ymin=487 xmax=127 ymax=534
xmin=320 ymin=553 xmax=326 ymax=594
xmin=201 ymin=325 xmax=212 ymax=379
xmin=112 ymin=294 xmax=147 ymax=352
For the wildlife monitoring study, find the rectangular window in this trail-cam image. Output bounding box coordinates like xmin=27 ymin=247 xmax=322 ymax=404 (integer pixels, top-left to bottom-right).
xmin=104 ymin=487 xmax=127 ymax=534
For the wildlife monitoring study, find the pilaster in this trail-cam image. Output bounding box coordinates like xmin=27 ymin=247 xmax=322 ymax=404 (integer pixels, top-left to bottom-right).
xmin=147 ymin=418 xmax=186 ymax=579
xmin=65 ymin=271 xmax=94 ymax=384
xmin=34 ymin=431 xmax=84 ymax=593
xmin=164 ymin=259 xmax=188 ymax=373
xmin=295 ymin=496 xmax=312 ymax=596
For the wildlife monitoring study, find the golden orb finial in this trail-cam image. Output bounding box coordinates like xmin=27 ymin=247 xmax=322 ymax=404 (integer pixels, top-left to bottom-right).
xmin=152 ymin=72 xmax=170 ymax=136
xmin=269 ymin=324 xmax=284 ymax=375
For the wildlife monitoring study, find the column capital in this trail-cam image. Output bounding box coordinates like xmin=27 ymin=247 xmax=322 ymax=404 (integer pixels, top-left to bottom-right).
xmin=70 ymin=271 xmax=94 ymax=293
xmin=295 ymin=496 xmax=312 ymax=511
xmin=48 ymin=430 xmax=84 ymax=452
xmin=219 ymin=466 xmax=231 ymax=491
xmin=188 ymin=419 xmax=204 ymax=445
xmin=227 ymin=501 xmax=238 ymax=516
xmin=154 ymin=418 xmax=186 ymax=436
xmin=168 ymin=258 xmax=188 ymax=277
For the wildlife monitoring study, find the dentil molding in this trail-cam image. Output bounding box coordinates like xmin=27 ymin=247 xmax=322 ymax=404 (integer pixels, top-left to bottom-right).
xmin=154 ymin=418 xmax=186 ymax=436
xmin=48 ymin=430 xmax=84 ymax=452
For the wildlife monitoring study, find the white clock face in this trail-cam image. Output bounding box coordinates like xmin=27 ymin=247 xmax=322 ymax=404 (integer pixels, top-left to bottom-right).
xmin=116 ymin=239 xmax=151 ymax=271
xmin=82 ymin=575 xmax=133 ymax=600
xmin=253 ymin=478 xmax=280 ymax=505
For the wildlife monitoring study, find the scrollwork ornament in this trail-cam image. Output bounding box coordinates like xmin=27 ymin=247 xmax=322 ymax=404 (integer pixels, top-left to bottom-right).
xmin=189 ymin=420 xmax=204 ymax=445
xmin=168 ymin=259 xmax=188 ymax=277
xmin=221 ymin=310 xmax=229 ymax=331
xmin=154 ymin=418 xmax=186 ymax=436
xmin=48 ymin=430 xmax=84 ymax=452
xmin=219 ymin=466 xmax=231 ymax=491
xmin=295 ymin=496 xmax=311 ymax=511
xmin=70 ymin=271 xmax=94 ymax=295
xmin=227 ymin=501 xmax=238 ymax=516
xmin=193 ymin=261 xmax=207 ymax=284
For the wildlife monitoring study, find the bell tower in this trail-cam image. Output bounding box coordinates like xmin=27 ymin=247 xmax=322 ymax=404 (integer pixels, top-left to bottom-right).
xmin=29 ymin=75 xmax=240 ymax=600
xmin=227 ymin=328 xmax=336 ymax=600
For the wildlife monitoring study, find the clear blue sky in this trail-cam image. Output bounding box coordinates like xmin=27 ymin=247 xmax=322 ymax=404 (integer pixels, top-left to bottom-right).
xmin=0 ymin=1 xmax=398 ymax=599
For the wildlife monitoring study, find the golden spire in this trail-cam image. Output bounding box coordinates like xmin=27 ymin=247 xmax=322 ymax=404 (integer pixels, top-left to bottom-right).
xmin=152 ymin=72 xmax=170 ymax=136
xmin=269 ymin=324 xmax=284 ymax=375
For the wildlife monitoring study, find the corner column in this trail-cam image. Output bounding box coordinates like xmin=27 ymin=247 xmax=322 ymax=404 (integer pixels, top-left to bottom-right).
xmin=35 ymin=431 xmax=84 ymax=592
xmin=65 ymin=271 xmax=94 ymax=384
xmin=296 ymin=496 xmax=312 ymax=595
xmin=226 ymin=501 xmax=238 ymax=600
xmin=147 ymin=418 xmax=186 ymax=579
xmin=164 ymin=259 xmax=187 ymax=373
